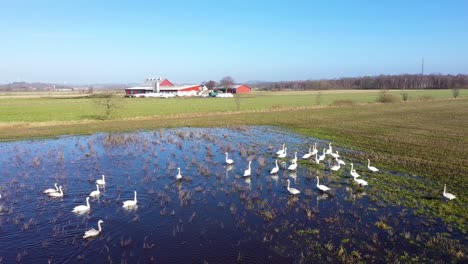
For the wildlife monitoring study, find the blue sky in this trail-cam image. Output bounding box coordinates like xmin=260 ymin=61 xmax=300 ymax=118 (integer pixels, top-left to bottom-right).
xmin=1 ymin=0 xmax=467 ymax=84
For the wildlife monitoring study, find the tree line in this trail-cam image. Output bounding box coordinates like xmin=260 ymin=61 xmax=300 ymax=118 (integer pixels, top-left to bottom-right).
xmin=256 ymin=74 xmax=468 ymax=90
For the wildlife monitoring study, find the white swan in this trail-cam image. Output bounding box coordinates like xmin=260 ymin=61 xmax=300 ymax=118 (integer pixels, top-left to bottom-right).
xmin=270 ymin=159 xmax=279 ymax=174
xmin=311 ymin=143 xmax=318 ymax=155
xmin=443 ymin=184 xmax=456 ymax=200
xmin=89 ymin=184 xmax=100 ymax=198
xmin=83 ymin=220 xmax=103 ymax=239
xmin=336 ymin=157 xmax=346 ymax=166
xmin=353 ymin=176 xmax=368 ymax=186
xmin=176 ymin=167 xmax=182 ymax=180
xmin=225 ymin=152 xmax=234 ymax=165
xmin=122 ymin=191 xmax=137 ymax=208
xmin=43 ymin=183 xmax=58 ymax=194
xmin=302 ymin=146 xmax=312 ymax=159
xmin=72 ymin=197 xmax=91 ymax=213
xmin=318 ymin=148 xmax=326 ymax=161
xmin=278 ymin=147 xmax=287 ymax=159
xmin=96 ymin=175 xmax=105 ymax=185
xmin=325 ymin=143 xmax=333 ymax=155
xmin=314 ymin=152 xmax=320 ymax=164
xmin=276 ymin=143 xmax=286 ymax=155
xmin=330 ymin=162 xmax=341 ymax=171
xmin=331 ymin=151 xmax=340 ymax=158
xmin=350 ymin=163 xmax=360 ymax=178
xmin=286 ymin=179 xmax=300 ymax=195
xmin=243 ymin=161 xmax=252 ymax=177
xmin=48 ymin=186 xmax=63 ymax=198
xmin=287 ymin=161 xmax=297 ymax=171
xmin=367 ymin=159 xmax=379 ymax=172
xmin=290 ymin=152 xmax=298 ymax=164
xmin=316 ymin=176 xmax=330 ymax=192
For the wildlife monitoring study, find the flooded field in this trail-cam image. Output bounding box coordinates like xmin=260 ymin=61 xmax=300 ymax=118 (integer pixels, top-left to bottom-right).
xmin=0 ymin=126 xmax=465 ymax=263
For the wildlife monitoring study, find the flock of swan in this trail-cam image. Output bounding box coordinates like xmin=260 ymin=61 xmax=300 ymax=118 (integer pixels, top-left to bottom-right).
xmin=42 ymin=174 xmax=138 ymax=239
xmin=36 ymin=141 xmax=456 ymax=240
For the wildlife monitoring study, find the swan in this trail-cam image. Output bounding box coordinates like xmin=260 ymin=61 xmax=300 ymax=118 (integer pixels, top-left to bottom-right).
xmin=243 ymin=161 xmax=252 ymax=177
xmin=176 ymin=167 xmax=182 ymax=180
xmin=443 ymin=184 xmax=456 ymax=200
xmin=286 ymin=179 xmax=300 ymax=195
xmin=330 ymin=151 xmax=340 ymax=158
xmin=122 ymin=191 xmax=137 ymax=208
xmin=318 ymin=148 xmax=326 ymax=161
xmin=336 ymin=157 xmax=346 ymax=166
xmin=314 ymin=152 xmax=320 ymax=164
xmin=367 ymin=159 xmax=379 ymax=172
xmin=290 ymin=152 xmax=298 ymax=164
xmin=325 ymin=143 xmax=333 ymax=155
xmin=96 ymin=175 xmax=105 ymax=185
xmin=43 ymin=183 xmax=58 ymax=194
xmin=311 ymin=143 xmax=318 ymax=155
xmin=330 ymin=162 xmax=341 ymax=171
xmin=48 ymin=186 xmax=63 ymax=198
xmin=350 ymin=163 xmax=360 ymax=178
xmin=352 ymin=176 xmax=368 ymax=186
xmin=278 ymin=147 xmax=287 ymax=159
xmin=225 ymin=152 xmax=234 ymax=165
xmin=276 ymin=143 xmax=286 ymax=155
xmin=89 ymin=184 xmax=100 ymax=198
xmin=302 ymin=146 xmax=312 ymax=159
xmin=270 ymin=159 xmax=279 ymax=174
xmin=83 ymin=220 xmax=103 ymax=239
xmin=287 ymin=161 xmax=297 ymax=171
xmin=316 ymin=176 xmax=330 ymax=192
xmin=72 ymin=197 xmax=91 ymax=213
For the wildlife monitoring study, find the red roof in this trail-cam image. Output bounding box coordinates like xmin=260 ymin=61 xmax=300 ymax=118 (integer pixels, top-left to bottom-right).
xmin=160 ymin=79 xmax=174 ymax=87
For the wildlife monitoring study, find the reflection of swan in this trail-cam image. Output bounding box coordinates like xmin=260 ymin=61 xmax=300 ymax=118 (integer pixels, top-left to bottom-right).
xmin=83 ymin=220 xmax=103 ymax=239
xmin=302 ymin=146 xmax=312 ymax=159
xmin=287 ymin=162 xmax=297 ymax=171
xmin=43 ymin=183 xmax=58 ymax=194
xmin=316 ymin=176 xmax=331 ymax=192
xmin=271 ymin=174 xmax=279 ymax=185
xmin=72 ymin=197 xmax=90 ymax=213
xmin=226 ymin=164 xmax=234 ymax=171
xmin=443 ymin=184 xmax=456 ymax=200
xmin=176 ymin=167 xmax=182 ymax=180
xmin=96 ymin=175 xmax=105 ymax=185
xmin=89 ymin=184 xmax=100 ymax=198
xmin=367 ymin=159 xmax=379 ymax=172
xmin=286 ymin=179 xmax=300 ymax=195
xmin=276 ymin=143 xmax=286 ymax=155
xmin=244 ymin=177 xmax=251 ymax=190
xmin=350 ymin=163 xmax=360 ymax=178
xmin=318 ymin=148 xmax=326 ymax=161
xmin=243 ymin=161 xmax=252 ymax=177
xmin=278 ymin=147 xmax=287 ymax=159
xmin=290 ymin=152 xmax=298 ymax=164
xmin=270 ymin=159 xmax=279 ymax=174
xmin=225 ymin=152 xmax=234 ymax=165
xmin=48 ymin=186 xmax=63 ymax=198
xmin=122 ymin=191 xmax=137 ymax=208
xmin=289 ymin=172 xmax=297 ymax=179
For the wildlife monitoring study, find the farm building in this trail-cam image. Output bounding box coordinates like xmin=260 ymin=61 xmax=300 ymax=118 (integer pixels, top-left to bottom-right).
xmin=217 ymin=84 xmax=251 ymax=94
xmin=124 ymin=78 xmax=207 ymax=97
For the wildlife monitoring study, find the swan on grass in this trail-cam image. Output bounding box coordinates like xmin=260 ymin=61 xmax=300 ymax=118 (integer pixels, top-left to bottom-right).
xmin=96 ymin=175 xmax=105 ymax=185
xmin=302 ymin=146 xmax=312 ymax=159
xmin=276 ymin=143 xmax=286 ymax=155
xmin=89 ymin=184 xmax=100 ymax=198
xmin=316 ymin=176 xmax=331 ymax=192
xmin=350 ymin=163 xmax=360 ymax=178
xmin=278 ymin=147 xmax=288 ymax=159
xmin=330 ymin=151 xmax=340 ymax=159
xmin=43 ymin=183 xmax=58 ymax=194
xmin=122 ymin=191 xmax=137 ymax=208
xmin=72 ymin=197 xmax=91 ymax=214
xmin=336 ymin=157 xmax=346 ymax=166
xmin=290 ymin=152 xmax=298 ymax=164
xmin=443 ymin=184 xmax=456 ymax=200
xmin=311 ymin=143 xmax=318 ymax=155
xmin=352 ymin=175 xmax=368 ymax=186
xmin=314 ymin=152 xmax=320 ymax=164
xmin=243 ymin=161 xmax=252 ymax=177
xmin=287 ymin=161 xmax=297 ymax=171
xmin=325 ymin=143 xmax=333 ymax=155
xmin=330 ymin=162 xmax=341 ymax=171
xmin=83 ymin=220 xmax=103 ymax=239
xmin=48 ymin=186 xmax=63 ymax=198
xmin=367 ymin=159 xmax=379 ymax=172
xmin=176 ymin=167 xmax=182 ymax=180
xmin=318 ymin=148 xmax=326 ymax=161
xmin=270 ymin=159 xmax=279 ymax=174
xmin=225 ymin=152 xmax=234 ymax=165
xmin=286 ymin=179 xmax=300 ymax=195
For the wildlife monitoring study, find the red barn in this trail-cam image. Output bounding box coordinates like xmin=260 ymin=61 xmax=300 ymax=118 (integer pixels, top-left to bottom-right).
xmin=159 ymin=79 xmax=174 ymax=87
xmin=220 ymin=84 xmax=251 ymax=94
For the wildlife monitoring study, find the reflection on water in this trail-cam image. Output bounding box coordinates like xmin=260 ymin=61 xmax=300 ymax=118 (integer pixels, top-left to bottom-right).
xmin=0 ymin=126 xmax=464 ymax=263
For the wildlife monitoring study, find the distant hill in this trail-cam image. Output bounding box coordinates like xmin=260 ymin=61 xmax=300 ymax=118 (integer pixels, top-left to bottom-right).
xmin=0 ymin=82 xmax=130 ymax=91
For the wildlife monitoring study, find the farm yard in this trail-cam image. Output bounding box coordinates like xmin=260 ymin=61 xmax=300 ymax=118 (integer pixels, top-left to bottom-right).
xmin=0 ymin=89 xmax=467 ymax=262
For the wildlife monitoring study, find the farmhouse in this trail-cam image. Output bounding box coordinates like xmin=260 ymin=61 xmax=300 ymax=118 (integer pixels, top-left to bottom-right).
xmin=125 ymin=78 xmax=207 ymax=97
xmin=217 ymin=84 xmax=251 ymax=94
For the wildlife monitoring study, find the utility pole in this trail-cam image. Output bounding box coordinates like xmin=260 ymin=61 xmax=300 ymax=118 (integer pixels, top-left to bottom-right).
xmin=421 ymin=57 xmax=424 ymax=75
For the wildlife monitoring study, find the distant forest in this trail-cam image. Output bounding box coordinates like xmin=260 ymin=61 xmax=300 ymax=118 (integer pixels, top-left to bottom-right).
xmin=256 ymin=74 xmax=468 ymax=90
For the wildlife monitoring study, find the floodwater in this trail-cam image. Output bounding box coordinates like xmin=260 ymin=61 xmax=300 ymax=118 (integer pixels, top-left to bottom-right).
xmin=0 ymin=126 xmax=465 ymax=263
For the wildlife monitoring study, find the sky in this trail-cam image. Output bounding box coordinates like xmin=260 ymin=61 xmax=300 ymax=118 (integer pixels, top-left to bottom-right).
xmin=1 ymin=0 xmax=467 ymax=84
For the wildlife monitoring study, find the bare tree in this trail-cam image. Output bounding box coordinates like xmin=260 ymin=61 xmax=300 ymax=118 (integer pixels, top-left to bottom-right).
xmin=205 ymin=80 xmax=217 ymax=90
xmin=93 ymin=91 xmax=124 ymax=120
xmin=220 ymin=76 xmax=235 ymax=90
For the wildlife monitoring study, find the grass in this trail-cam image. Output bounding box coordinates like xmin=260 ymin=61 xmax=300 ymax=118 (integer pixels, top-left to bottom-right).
xmin=0 ymin=90 xmax=467 ymax=232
